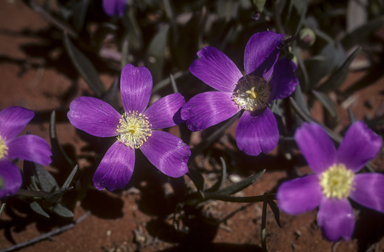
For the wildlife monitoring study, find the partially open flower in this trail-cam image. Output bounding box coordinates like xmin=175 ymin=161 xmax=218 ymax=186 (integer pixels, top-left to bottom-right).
xmin=0 ymin=106 xmax=52 ymax=198
xmin=181 ymin=31 xmax=298 ymax=156
xmin=277 ymin=121 xmax=383 ymax=241
xmin=68 ymin=64 xmax=190 ymax=191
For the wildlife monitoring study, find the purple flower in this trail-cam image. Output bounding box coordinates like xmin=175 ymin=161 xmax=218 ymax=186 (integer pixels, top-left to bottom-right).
xmin=0 ymin=106 xmax=52 ymax=198
xmin=277 ymin=121 xmax=383 ymax=241
xmin=68 ymin=64 xmax=191 ymax=191
xmin=103 ymin=0 xmax=126 ymax=17
xmin=181 ymin=31 xmax=298 ymax=156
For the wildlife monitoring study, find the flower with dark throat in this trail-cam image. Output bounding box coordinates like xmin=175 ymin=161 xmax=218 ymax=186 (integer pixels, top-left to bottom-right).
xmin=103 ymin=0 xmax=126 ymax=17
xmin=0 ymin=106 xmax=52 ymax=198
xmin=181 ymin=31 xmax=298 ymax=156
xmin=277 ymin=121 xmax=384 ymax=241
xmin=68 ymin=64 xmax=191 ymax=191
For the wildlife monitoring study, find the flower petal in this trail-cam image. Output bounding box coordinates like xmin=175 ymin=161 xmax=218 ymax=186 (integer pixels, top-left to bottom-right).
xmin=277 ymin=175 xmax=322 ymax=215
xmin=317 ymin=198 xmax=355 ymax=241
xmin=269 ymin=58 xmax=298 ymax=102
xmin=7 ymin=135 xmax=52 ymax=166
xmin=244 ymin=31 xmax=285 ymax=79
xmin=93 ymin=141 xmax=135 ymax=191
xmin=120 ymin=64 xmax=152 ymax=114
xmin=189 ymin=46 xmax=242 ymax=92
xmin=181 ymin=91 xmax=240 ymax=131
xmin=294 ymin=123 xmax=336 ymax=174
xmin=236 ymin=108 xmax=278 ymax=156
xmin=68 ymin=96 xmax=121 ymax=137
xmin=140 ymin=130 xmax=190 ymax=178
xmin=103 ymin=0 xmax=126 ymax=16
xmin=349 ymin=173 xmax=384 ymax=213
xmin=0 ymin=160 xmax=22 ymax=198
xmin=144 ymin=93 xmax=186 ymax=129
xmin=0 ymin=106 xmax=34 ymax=140
xmin=336 ymin=121 xmax=382 ymax=172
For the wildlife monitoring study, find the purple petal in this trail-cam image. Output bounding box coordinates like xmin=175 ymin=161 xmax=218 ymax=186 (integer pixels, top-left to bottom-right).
xmin=144 ymin=93 xmax=186 ymax=129
xmin=93 ymin=141 xmax=135 ymax=191
xmin=68 ymin=96 xmax=121 ymax=137
xmin=181 ymin=91 xmax=240 ymax=131
xmin=189 ymin=46 xmax=242 ymax=92
xmin=103 ymin=0 xmax=126 ymax=17
xmin=336 ymin=121 xmax=382 ymax=172
xmin=140 ymin=130 xmax=190 ymax=178
xmin=244 ymin=31 xmax=285 ymax=79
xmin=317 ymin=198 xmax=355 ymax=241
xmin=0 ymin=160 xmax=22 ymax=198
xmin=6 ymin=135 xmax=52 ymax=166
xmin=236 ymin=108 xmax=278 ymax=156
xmin=269 ymin=58 xmax=298 ymax=102
xmin=349 ymin=173 xmax=384 ymax=213
xmin=294 ymin=123 xmax=336 ymax=174
xmin=0 ymin=106 xmax=34 ymax=140
xmin=120 ymin=64 xmax=152 ymax=114
xmin=277 ymin=175 xmax=322 ymax=215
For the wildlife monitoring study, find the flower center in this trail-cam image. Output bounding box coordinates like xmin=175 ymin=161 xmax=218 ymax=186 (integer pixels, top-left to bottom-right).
xmin=0 ymin=136 xmax=8 ymax=160
xmin=116 ymin=111 xmax=152 ymax=149
xmin=319 ymin=164 xmax=354 ymax=199
xmin=233 ymin=75 xmax=271 ymax=111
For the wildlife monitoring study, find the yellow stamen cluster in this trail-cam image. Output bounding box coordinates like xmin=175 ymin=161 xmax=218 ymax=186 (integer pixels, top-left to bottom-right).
xmin=116 ymin=111 xmax=152 ymax=149
xmin=0 ymin=136 xmax=8 ymax=160
xmin=233 ymin=75 xmax=271 ymax=111
xmin=320 ymin=164 xmax=354 ymax=199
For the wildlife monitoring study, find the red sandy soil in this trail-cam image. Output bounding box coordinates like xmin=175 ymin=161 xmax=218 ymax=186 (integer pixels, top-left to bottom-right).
xmin=0 ymin=1 xmax=384 ymax=252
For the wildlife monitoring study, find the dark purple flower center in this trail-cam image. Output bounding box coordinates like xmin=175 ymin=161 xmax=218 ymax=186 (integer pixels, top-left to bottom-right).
xmin=116 ymin=111 xmax=152 ymax=149
xmin=319 ymin=164 xmax=354 ymax=199
xmin=0 ymin=136 xmax=8 ymax=159
xmin=233 ymin=75 xmax=271 ymax=111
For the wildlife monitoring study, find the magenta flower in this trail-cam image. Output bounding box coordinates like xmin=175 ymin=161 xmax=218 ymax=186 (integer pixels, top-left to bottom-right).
xmin=277 ymin=121 xmax=383 ymax=241
xmin=68 ymin=64 xmax=190 ymax=191
xmin=0 ymin=106 xmax=52 ymax=198
xmin=181 ymin=31 xmax=298 ymax=156
xmin=103 ymin=0 xmax=126 ymax=17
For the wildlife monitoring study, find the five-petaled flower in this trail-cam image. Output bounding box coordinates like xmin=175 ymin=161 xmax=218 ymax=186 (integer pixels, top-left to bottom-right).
xmin=0 ymin=106 xmax=52 ymax=198
xmin=68 ymin=64 xmax=191 ymax=191
xmin=103 ymin=0 xmax=126 ymax=17
xmin=181 ymin=31 xmax=298 ymax=156
xmin=277 ymin=121 xmax=384 ymax=241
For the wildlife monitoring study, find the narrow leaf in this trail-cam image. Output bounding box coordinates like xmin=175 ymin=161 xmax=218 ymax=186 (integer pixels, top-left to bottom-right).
xmin=186 ymin=169 xmax=205 ymax=197
xmin=347 ymin=108 xmax=357 ymax=123
xmin=215 ymin=169 xmax=265 ymax=196
xmin=312 ymin=90 xmax=339 ymax=125
xmin=52 ymin=203 xmax=74 ymax=218
xmin=342 ymin=15 xmax=384 ymax=51
xmin=45 ymin=187 xmax=73 ymax=205
xmin=50 ymin=110 xmax=75 ymax=169
xmin=63 ymin=32 xmax=105 ymax=97
xmin=24 ymin=161 xmax=58 ymax=192
xmin=267 ymin=198 xmax=282 ymax=228
xmin=30 ymin=201 xmax=50 ymax=218
xmin=72 ymin=0 xmax=90 ymax=31
xmin=318 ymin=47 xmax=361 ymax=92
xmin=62 ymin=165 xmax=78 ymax=189
xmin=206 ymin=157 xmax=227 ymax=193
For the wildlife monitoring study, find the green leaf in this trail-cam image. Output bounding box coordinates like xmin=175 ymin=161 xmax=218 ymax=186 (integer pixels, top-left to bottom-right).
xmin=282 ymin=0 xmax=308 ymax=35
xmin=52 ymin=203 xmax=74 ymax=218
xmin=347 ymin=108 xmax=357 ymax=123
xmin=145 ymin=24 xmax=170 ymax=83
xmin=312 ymin=90 xmax=339 ymax=126
xmin=122 ymin=8 xmax=143 ymax=51
xmin=215 ymin=169 xmax=265 ymax=196
xmin=317 ymin=47 xmax=361 ymax=92
xmin=253 ymin=0 xmax=267 ymax=12
xmin=24 ymin=161 xmax=58 ymax=193
xmin=342 ymin=15 xmax=384 ymax=51
xmin=267 ymin=198 xmax=282 ymax=228
xmin=305 ymin=42 xmax=346 ymax=88
xmin=186 ymin=169 xmax=205 ymax=197
xmin=62 ymin=165 xmax=78 ymax=189
xmin=71 ymin=0 xmax=90 ymax=31
xmin=30 ymin=201 xmax=50 ymax=218
xmin=45 ymin=187 xmax=73 ymax=205
xmin=63 ymin=33 xmax=105 ymax=97
xmin=206 ymin=157 xmax=227 ymax=193
xmin=50 ymin=110 xmax=75 ymax=170
xmin=293 ymin=84 xmax=310 ymax=115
